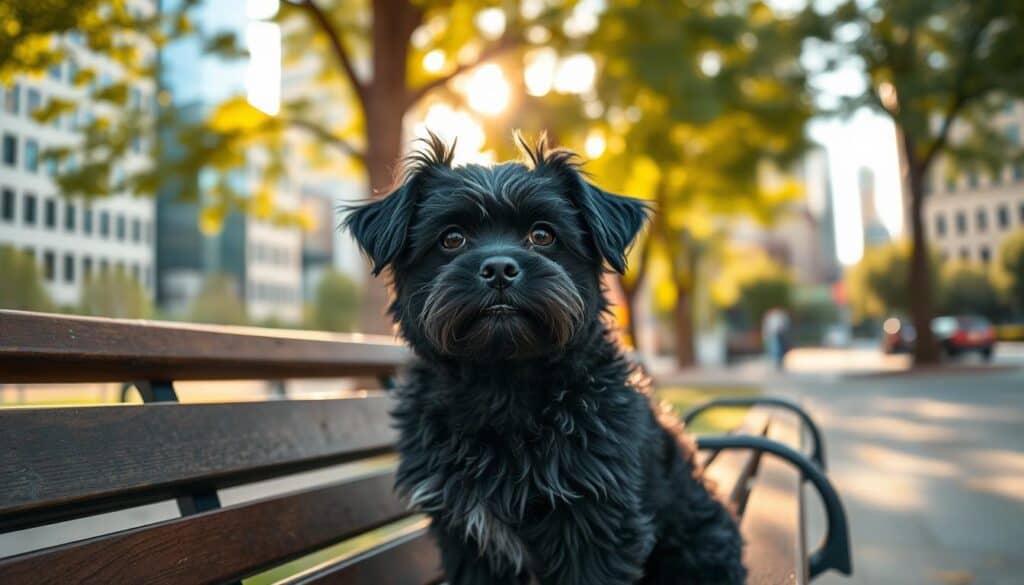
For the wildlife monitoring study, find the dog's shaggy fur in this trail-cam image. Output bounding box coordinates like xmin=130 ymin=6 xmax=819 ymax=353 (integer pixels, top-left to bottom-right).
xmin=344 ymin=133 xmax=746 ymax=585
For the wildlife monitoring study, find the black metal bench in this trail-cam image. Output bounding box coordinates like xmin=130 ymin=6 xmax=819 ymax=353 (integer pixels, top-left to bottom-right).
xmin=0 ymin=310 xmax=850 ymax=584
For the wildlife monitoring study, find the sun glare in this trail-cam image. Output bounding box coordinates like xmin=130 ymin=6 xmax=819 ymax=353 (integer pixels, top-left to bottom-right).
xmin=584 ymin=129 xmax=607 ymax=158
xmin=465 ymin=64 xmax=510 ymax=115
xmin=423 ymin=49 xmax=446 ymax=73
xmin=554 ymin=54 xmax=596 ymax=95
xmin=417 ymin=104 xmax=493 ymax=165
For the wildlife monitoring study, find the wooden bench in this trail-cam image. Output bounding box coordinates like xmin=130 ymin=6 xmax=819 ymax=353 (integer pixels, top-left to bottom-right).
xmin=0 ymin=310 xmax=849 ymax=584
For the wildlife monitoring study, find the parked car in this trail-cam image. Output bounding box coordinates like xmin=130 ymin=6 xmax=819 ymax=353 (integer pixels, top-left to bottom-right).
xmin=932 ymin=315 xmax=996 ymax=360
xmin=883 ymin=315 xmax=996 ymax=360
xmin=882 ymin=317 xmax=916 ymax=354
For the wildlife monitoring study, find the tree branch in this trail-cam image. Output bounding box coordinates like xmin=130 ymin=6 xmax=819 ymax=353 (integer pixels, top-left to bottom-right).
xmin=405 ymin=37 xmax=518 ymax=109
xmin=919 ymin=18 xmax=992 ymax=170
xmin=286 ymin=118 xmax=366 ymax=161
xmin=288 ymin=0 xmax=368 ymax=109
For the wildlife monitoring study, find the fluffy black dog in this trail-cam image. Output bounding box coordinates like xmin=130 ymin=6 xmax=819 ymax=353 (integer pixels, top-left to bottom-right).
xmin=344 ymin=133 xmax=745 ymax=585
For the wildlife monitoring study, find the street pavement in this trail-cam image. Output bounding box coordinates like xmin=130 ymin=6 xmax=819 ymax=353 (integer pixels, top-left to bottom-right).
xmin=773 ymin=347 xmax=1024 ymax=585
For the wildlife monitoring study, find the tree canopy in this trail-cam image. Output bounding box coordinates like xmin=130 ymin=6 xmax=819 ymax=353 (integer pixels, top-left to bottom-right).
xmin=810 ymin=0 xmax=1024 ymax=361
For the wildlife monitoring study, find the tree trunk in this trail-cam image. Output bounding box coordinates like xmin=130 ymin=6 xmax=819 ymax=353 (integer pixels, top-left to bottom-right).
xmin=620 ymin=237 xmax=652 ymax=351
xmin=902 ymin=137 xmax=941 ymax=364
xmin=357 ymin=0 xmax=420 ymax=334
xmin=673 ymin=289 xmax=696 ymax=367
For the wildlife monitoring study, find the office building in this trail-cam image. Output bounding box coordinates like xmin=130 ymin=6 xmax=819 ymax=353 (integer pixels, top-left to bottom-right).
xmin=923 ymin=100 xmax=1024 ymax=264
xmin=0 ymin=5 xmax=157 ymax=307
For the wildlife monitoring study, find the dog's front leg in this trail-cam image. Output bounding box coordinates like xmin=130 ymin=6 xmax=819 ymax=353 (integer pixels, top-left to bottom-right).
xmin=527 ymin=502 xmax=654 ymax=585
xmin=431 ymin=523 xmax=528 ymax=585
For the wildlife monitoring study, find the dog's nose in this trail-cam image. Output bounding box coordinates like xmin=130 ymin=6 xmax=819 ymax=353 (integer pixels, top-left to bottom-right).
xmin=479 ymin=256 xmax=521 ymax=289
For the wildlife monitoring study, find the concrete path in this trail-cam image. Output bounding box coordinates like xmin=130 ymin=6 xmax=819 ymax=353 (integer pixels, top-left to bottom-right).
xmin=780 ymin=367 xmax=1024 ymax=585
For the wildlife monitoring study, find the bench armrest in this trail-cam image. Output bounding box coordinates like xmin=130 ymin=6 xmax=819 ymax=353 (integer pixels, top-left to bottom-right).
xmin=697 ymin=435 xmax=852 ymax=579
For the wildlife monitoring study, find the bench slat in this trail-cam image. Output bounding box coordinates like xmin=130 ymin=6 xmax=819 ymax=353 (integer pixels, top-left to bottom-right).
xmin=0 ymin=310 xmax=409 ymax=382
xmin=741 ymin=409 xmax=807 ymax=585
xmin=0 ymin=397 xmax=397 ymax=531
xmin=284 ymin=521 xmax=442 ymax=585
xmin=0 ymin=470 xmax=412 ymax=585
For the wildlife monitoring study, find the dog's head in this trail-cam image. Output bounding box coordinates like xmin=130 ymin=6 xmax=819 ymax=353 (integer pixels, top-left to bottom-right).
xmin=345 ymin=133 xmax=649 ymax=362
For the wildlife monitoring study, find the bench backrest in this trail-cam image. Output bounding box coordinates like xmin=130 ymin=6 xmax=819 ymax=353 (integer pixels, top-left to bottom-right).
xmin=0 ymin=310 xmax=439 ymax=585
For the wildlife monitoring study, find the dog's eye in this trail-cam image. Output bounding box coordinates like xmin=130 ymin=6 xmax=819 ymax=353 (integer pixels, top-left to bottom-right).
xmin=529 ymin=225 xmax=555 ymax=247
xmin=440 ymin=229 xmax=466 ymax=250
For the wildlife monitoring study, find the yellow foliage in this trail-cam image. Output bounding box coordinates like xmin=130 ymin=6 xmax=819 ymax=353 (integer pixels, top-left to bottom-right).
xmin=208 ymin=97 xmax=272 ymax=134
xmin=199 ymin=205 xmax=226 ymax=236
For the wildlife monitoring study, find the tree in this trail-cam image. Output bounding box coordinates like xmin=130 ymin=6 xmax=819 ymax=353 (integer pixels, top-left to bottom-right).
xmin=573 ymin=0 xmax=812 ymax=365
xmin=78 ymin=269 xmax=153 ymax=318
xmin=938 ymin=262 xmax=1003 ymax=320
xmin=997 ymin=230 xmax=1024 ymax=315
xmin=185 ymin=0 xmax=577 ymax=332
xmin=307 ymin=269 xmax=362 ymax=332
xmin=814 ymin=1 xmax=1024 ymax=362
xmin=845 ymin=241 xmax=940 ymax=323
xmin=186 ymin=274 xmax=248 ymax=326
xmin=0 ymin=245 xmax=55 ymax=312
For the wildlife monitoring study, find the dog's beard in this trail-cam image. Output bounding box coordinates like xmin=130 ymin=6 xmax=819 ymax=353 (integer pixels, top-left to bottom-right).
xmin=419 ymin=261 xmax=585 ymax=360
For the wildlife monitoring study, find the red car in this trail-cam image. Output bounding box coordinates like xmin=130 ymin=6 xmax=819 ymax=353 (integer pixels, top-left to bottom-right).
xmin=932 ymin=315 xmax=996 ymax=360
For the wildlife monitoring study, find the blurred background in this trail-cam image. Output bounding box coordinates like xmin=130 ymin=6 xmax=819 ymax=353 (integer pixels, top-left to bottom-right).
xmin=2 ymin=1 xmax=1024 ymax=581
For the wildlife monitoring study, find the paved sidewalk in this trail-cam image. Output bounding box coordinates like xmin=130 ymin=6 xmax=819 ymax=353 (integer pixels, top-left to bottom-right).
xmin=782 ymin=369 xmax=1024 ymax=585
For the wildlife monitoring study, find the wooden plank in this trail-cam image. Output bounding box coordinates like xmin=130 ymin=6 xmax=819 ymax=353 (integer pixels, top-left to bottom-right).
xmin=0 ymin=396 xmax=397 ymax=530
xmin=0 ymin=310 xmax=410 ymax=382
xmin=283 ymin=522 xmax=442 ymax=585
xmin=0 ymin=470 xmax=414 ymax=585
xmin=701 ymin=407 xmax=771 ymax=511
xmin=741 ymin=410 xmax=807 ymax=585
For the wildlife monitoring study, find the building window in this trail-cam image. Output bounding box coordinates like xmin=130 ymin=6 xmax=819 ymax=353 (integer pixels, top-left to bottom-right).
xmin=144 ymin=266 xmax=152 ymax=288
xmin=945 ymin=177 xmax=956 ymax=193
xmin=63 ymin=253 xmax=75 ymax=283
xmin=967 ymin=171 xmax=979 ymax=189
xmin=64 ymin=201 xmax=76 ymax=232
xmin=24 ymin=247 xmax=35 ymax=262
xmin=48 ymin=64 xmax=62 ymax=81
xmin=955 ymin=211 xmax=967 ymax=235
xmin=959 ymin=247 xmax=970 ymax=261
xmin=980 ymin=246 xmax=992 ymax=264
xmin=2 ymin=133 xmax=16 ymax=167
xmin=143 ymin=220 xmax=152 ymax=243
xmin=26 ymin=89 xmax=41 ymax=117
xmin=44 ymin=198 xmax=56 ymax=229
xmin=23 ymin=193 xmax=37 ymax=225
xmin=43 ymin=250 xmax=55 ymax=281
xmin=131 ymin=218 xmax=141 ymax=242
xmin=25 ymin=139 xmax=39 ymax=173
xmin=99 ymin=211 xmax=110 ymax=237
xmin=935 ymin=214 xmax=947 ymax=237
xmin=83 ymin=207 xmax=94 ymax=235
xmin=45 ymin=156 xmax=57 ymax=177
xmin=1 ymin=188 xmax=14 ymax=222
xmin=83 ymin=256 xmax=93 ymax=279
xmin=3 ymin=83 xmax=18 ymax=114
xmin=116 ymin=214 xmax=126 ymax=241
xmin=99 ymin=259 xmax=109 ymax=274
xmin=991 ymin=167 xmax=1003 ymax=185
xmin=998 ymin=205 xmax=1010 ymax=230
xmin=976 ymin=208 xmax=988 ymax=233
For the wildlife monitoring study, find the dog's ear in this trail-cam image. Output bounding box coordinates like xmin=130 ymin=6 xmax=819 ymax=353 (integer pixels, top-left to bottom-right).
xmin=573 ymin=182 xmax=651 ymax=273
xmin=518 ymin=132 xmax=650 ymax=273
xmin=344 ymin=131 xmax=456 ymax=275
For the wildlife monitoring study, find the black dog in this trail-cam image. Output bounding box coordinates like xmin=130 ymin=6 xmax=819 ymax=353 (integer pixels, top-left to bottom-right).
xmin=344 ymin=133 xmax=745 ymax=585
